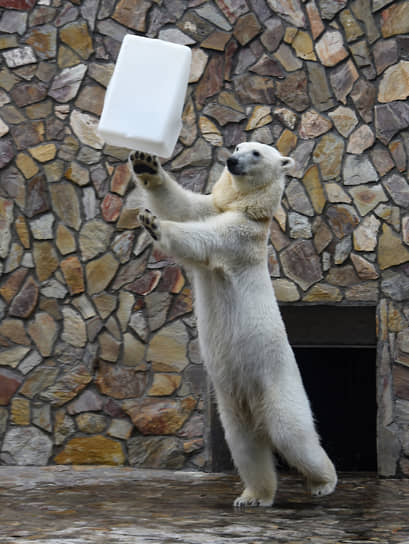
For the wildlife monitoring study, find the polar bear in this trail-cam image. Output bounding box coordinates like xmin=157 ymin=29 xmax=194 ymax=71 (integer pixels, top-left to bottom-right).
xmin=128 ymin=142 xmax=337 ymax=507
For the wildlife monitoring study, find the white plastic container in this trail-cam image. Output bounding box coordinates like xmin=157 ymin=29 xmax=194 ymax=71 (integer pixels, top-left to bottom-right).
xmin=97 ymin=35 xmax=192 ymax=158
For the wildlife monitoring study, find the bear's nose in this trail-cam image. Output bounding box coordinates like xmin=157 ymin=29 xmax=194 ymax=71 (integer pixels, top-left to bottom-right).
xmin=227 ymin=156 xmax=239 ymax=173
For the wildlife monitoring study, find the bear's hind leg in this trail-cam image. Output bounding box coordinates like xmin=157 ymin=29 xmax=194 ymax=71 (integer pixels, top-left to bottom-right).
xmin=217 ymin=399 xmax=277 ymax=507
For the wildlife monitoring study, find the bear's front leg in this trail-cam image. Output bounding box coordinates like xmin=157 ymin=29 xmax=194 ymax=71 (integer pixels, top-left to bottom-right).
xmin=128 ymin=151 xmax=164 ymax=189
xmin=139 ymin=209 xmax=161 ymax=241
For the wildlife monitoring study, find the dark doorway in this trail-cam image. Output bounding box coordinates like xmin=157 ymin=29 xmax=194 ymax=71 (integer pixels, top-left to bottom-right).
xmin=209 ymin=306 xmax=377 ymax=473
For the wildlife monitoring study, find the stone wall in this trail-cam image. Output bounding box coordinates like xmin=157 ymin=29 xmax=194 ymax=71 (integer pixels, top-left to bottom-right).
xmin=0 ymin=0 xmax=408 ymax=474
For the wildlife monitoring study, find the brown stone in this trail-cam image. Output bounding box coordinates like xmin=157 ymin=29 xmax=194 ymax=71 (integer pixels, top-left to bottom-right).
xmin=273 ymin=279 xmax=300 ymax=302
xmin=306 ymin=62 xmax=335 ymax=112
xmin=9 ymin=276 xmax=38 ymax=318
xmin=201 ymin=31 xmax=231 ymax=51
xmin=15 ymin=216 xmax=30 ymax=249
xmin=127 ymin=436 xmax=185 ymax=469
xmin=86 ymin=253 xmax=119 ymax=295
xmin=16 ymin=152 xmax=38 ymax=178
xmin=10 ymin=81 xmax=48 ymax=107
xmin=33 ymin=241 xmax=58 ymax=282
xmin=349 ymin=185 xmax=388 ymax=216
xmin=60 ymin=256 xmax=85 ymax=296
xmin=123 ymin=332 xmax=146 ymax=368
xmin=313 ymin=219 xmax=333 ymax=253
xmin=351 ymin=79 xmax=377 ymax=123
xmin=25 ymin=173 xmax=50 ymax=218
xmin=381 ymin=2 xmax=409 ymax=38
xmin=292 ymin=30 xmax=316 ymax=60
xmin=98 ymin=332 xmax=120 ymax=363
xmin=306 ymin=1 xmax=324 ymax=38
xmin=339 ymin=8 xmax=364 ymax=42
xmin=234 ymin=73 xmax=275 ymax=104
xmin=0 ymin=268 xmax=28 ymax=303
xmin=96 ymin=360 xmax=147 ymax=399
xmin=54 ymin=435 xmax=125 ymax=465
xmin=351 ymin=253 xmax=379 ymax=280
xmin=393 ymin=364 xmax=409 ymax=400
xmin=275 ymin=70 xmax=309 ymax=112
xmin=326 ymin=204 xmax=359 ymax=239
xmin=111 ymin=163 xmax=131 ymax=196
xmin=123 ymin=396 xmax=196 ymax=435
xmin=233 ymin=13 xmax=261 ymax=45
xmin=10 ymin=397 xmax=30 ymax=425
xmin=276 ymin=129 xmax=297 ymax=155
xmin=195 ymin=55 xmax=224 ymax=107
xmin=0 ymin=368 xmax=23 ymax=405
xmin=346 ymin=282 xmax=378 ymax=302
xmin=0 ymin=318 xmax=30 ymax=346
xmin=303 ymin=165 xmax=326 ymax=214
xmin=127 ymin=270 xmax=161 ymax=296
xmin=101 ymin=193 xmax=123 ymax=222
xmin=326 ymin=265 xmax=359 ymax=286
xmin=280 ymin=239 xmax=322 ymax=290
xmin=60 ymin=21 xmax=93 ymax=60
xmin=28 ymin=312 xmax=58 ymax=357
xmin=378 ymin=61 xmax=409 ymax=103
xmin=250 ymin=54 xmax=284 ymax=77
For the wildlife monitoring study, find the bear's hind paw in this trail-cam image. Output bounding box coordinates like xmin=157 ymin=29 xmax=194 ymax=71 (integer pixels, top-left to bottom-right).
xmin=234 ymin=490 xmax=274 ymax=508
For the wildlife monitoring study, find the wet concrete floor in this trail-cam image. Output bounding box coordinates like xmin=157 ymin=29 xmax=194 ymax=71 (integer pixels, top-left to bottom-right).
xmin=0 ymin=467 xmax=409 ymax=543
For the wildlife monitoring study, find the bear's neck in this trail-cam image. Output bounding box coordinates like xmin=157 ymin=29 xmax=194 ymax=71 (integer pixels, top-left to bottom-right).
xmin=211 ymin=169 xmax=277 ymax=222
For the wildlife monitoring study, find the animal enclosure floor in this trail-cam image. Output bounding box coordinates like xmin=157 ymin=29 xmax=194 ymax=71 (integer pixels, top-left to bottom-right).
xmin=0 ymin=467 xmax=408 ymax=544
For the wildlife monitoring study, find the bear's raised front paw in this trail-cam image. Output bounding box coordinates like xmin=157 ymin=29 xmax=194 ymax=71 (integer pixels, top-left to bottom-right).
xmin=129 ymin=151 xmax=159 ymax=178
xmin=139 ymin=209 xmax=161 ymax=241
xmin=233 ymin=489 xmax=274 ymax=508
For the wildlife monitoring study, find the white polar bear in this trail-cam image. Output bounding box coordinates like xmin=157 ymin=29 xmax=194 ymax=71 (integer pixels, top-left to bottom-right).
xmin=128 ymin=142 xmax=337 ymax=507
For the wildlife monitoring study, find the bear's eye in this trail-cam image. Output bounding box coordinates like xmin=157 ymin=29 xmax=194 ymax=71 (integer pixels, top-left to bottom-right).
xmin=235 ymin=146 xmax=240 ymax=152
xmin=253 ymin=150 xmax=260 ymax=157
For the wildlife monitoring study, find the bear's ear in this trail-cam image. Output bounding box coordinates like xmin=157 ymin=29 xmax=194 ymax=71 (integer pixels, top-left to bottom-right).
xmin=281 ymin=156 xmax=295 ymax=172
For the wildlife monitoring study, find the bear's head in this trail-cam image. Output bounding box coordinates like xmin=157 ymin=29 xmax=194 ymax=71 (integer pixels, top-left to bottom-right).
xmin=226 ymin=142 xmax=294 ymax=190
xmin=212 ymin=142 xmax=295 ymax=221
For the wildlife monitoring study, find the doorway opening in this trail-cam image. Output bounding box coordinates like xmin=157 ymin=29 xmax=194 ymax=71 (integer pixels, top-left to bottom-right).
xmin=209 ymin=306 xmax=377 ymax=473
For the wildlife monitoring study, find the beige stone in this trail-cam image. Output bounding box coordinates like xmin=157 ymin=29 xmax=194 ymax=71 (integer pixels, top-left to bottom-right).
xmin=339 ymin=9 xmax=364 ymax=42
xmin=122 ymin=332 xmax=146 ymax=368
xmin=98 ymin=331 xmax=121 ymax=363
xmin=246 ymin=106 xmax=272 ymax=131
xmin=16 ymin=152 xmax=39 ymax=178
xmin=28 ymin=312 xmax=57 ymax=357
xmin=54 ymin=435 xmax=125 ymax=465
xmin=10 ymin=397 xmax=30 ymax=425
xmin=328 ymin=106 xmax=358 ymax=138
xmin=148 ymin=374 xmax=182 ymax=396
xmin=381 ymin=2 xmax=409 ymax=38
xmin=199 ymin=116 xmax=223 ymax=146
xmin=302 ymin=165 xmax=326 ymax=214
xmin=276 ymin=129 xmax=297 ymax=155
xmin=76 ymin=413 xmax=107 ymax=434
xmin=60 ymin=21 xmax=93 ymax=60
xmin=189 ymin=48 xmax=208 ymax=83
xmin=378 ymin=223 xmax=409 ymax=270
xmin=349 ymin=184 xmax=388 ymax=216
xmin=64 ymin=161 xmax=90 ymax=186
xmin=292 ymin=30 xmax=316 ymax=60
xmin=60 ymin=256 xmax=84 ymax=296
xmin=350 ymin=253 xmax=379 ymax=280
xmin=49 ymin=183 xmax=81 ymax=231
xmin=61 ymin=307 xmax=86 ymax=347
xmin=316 ymin=30 xmax=348 ymax=66
xmin=29 ymin=144 xmax=56 ymax=163
xmin=15 ymin=216 xmax=30 ymax=249
xmin=147 ymin=321 xmax=189 ymax=372
xmin=303 ymin=283 xmax=342 ymax=302
xmin=93 ymin=293 xmax=117 ymax=320
xmin=0 ymin=346 xmax=30 ymax=368
xmin=345 ymin=282 xmax=378 ymax=302
xmin=378 ymin=61 xmax=409 ymax=103
xmin=347 ymin=125 xmax=375 ymax=154
xmin=273 ymin=43 xmax=303 ymax=72
xmin=33 ymin=241 xmax=59 ymax=282
xmin=56 ymin=224 xmax=76 ymax=255
xmin=86 ymin=253 xmax=119 ymax=295
xmin=325 ymin=183 xmax=351 ymax=203
xmin=272 ymin=279 xmax=300 ymax=302
xmin=299 ymin=110 xmax=332 ymax=139
xmin=353 ymin=215 xmax=380 ymax=251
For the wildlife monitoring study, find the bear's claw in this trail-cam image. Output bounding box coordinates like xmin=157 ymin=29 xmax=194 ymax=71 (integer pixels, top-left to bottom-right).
xmin=139 ymin=209 xmax=160 ymax=241
xmin=129 ymin=151 xmax=159 ymax=176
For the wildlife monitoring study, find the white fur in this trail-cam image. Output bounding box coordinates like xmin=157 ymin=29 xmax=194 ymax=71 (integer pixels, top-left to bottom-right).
xmin=129 ymin=142 xmax=337 ymax=507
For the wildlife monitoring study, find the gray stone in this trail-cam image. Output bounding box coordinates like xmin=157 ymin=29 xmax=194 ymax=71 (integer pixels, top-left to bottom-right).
xmin=374 ymin=39 xmax=398 ymax=75
xmin=267 ymin=0 xmax=306 ymax=27
xmin=286 ymin=179 xmax=314 ymax=216
xmin=0 ymin=11 xmax=27 ymax=35
xmin=29 ymin=213 xmax=54 ymax=240
xmin=79 ymin=219 xmax=113 ymax=261
xmin=195 ymin=4 xmax=231 ymax=30
xmin=383 ymin=174 xmax=409 ymax=208
xmin=1 ymin=427 xmax=52 ymax=465
xmin=67 ymin=389 xmax=104 ymax=415
xmin=49 ymin=64 xmax=87 ymax=103
xmin=3 ymin=46 xmax=36 ymax=68
xmin=343 ymin=155 xmax=378 ymax=185
xmin=351 ymin=79 xmax=376 ymax=123
xmin=0 ymin=138 xmax=15 ymax=170
xmin=319 ymin=0 xmax=347 ymax=19
xmin=288 ymin=212 xmax=312 ymax=239
xmin=261 ymin=17 xmax=284 ymax=52
xmin=382 ymin=270 xmax=409 ymax=301
xmin=375 ymin=102 xmax=409 ymax=145
xmin=290 ymin=141 xmax=315 ymax=178
xmin=306 ymin=62 xmax=335 ymax=111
